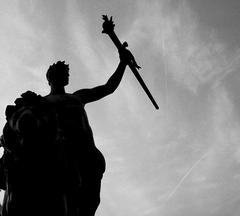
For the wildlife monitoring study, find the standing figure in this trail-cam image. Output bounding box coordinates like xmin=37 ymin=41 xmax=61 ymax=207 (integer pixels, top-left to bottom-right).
xmin=44 ymin=51 xmax=127 ymax=215
xmin=0 ymin=50 xmax=128 ymax=216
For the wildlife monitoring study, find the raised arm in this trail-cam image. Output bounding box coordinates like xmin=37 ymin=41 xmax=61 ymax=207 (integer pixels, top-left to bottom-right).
xmin=74 ymin=56 xmax=127 ymax=104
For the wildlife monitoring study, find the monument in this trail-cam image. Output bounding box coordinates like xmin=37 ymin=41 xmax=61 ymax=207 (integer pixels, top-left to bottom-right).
xmin=0 ymin=15 xmax=158 ymax=216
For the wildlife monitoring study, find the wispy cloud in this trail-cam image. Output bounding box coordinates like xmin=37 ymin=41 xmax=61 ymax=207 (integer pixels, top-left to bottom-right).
xmin=209 ymin=86 xmax=240 ymax=166
xmin=122 ymin=0 xmax=240 ymax=94
xmin=1 ymin=1 xmax=240 ymax=215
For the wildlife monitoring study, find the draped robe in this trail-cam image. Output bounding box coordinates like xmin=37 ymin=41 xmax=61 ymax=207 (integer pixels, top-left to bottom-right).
xmin=0 ymin=92 xmax=105 ymax=216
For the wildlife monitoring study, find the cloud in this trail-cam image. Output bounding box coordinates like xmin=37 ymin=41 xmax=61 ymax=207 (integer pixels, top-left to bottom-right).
xmin=121 ymin=0 xmax=240 ymax=94
xmin=165 ymin=86 xmax=240 ymax=215
xmin=66 ymin=2 xmax=102 ymax=77
xmin=209 ymin=86 xmax=240 ymax=166
xmin=1 ymin=1 xmax=240 ymax=215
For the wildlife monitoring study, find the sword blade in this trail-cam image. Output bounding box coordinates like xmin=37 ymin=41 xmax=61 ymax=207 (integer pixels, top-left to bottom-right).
xmin=107 ymin=31 xmax=159 ymax=110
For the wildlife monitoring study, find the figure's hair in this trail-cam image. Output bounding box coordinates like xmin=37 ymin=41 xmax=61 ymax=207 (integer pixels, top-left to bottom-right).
xmin=46 ymin=61 xmax=69 ymax=83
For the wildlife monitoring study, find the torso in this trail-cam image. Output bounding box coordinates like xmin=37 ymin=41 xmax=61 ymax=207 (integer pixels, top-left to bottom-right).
xmin=44 ymin=93 xmax=95 ymax=148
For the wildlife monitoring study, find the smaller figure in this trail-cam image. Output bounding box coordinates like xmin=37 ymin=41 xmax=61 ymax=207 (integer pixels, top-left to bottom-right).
xmin=122 ymin=41 xmax=141 ymax=70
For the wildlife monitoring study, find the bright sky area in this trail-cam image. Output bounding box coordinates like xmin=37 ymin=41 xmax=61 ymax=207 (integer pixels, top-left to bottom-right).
xmin=1 ymin=0 xmax=240 ymax=216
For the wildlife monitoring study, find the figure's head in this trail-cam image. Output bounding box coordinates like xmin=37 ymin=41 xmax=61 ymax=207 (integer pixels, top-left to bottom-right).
xmin=46 ymin=61 xmax=69 ymax=87
xmin=123 ymin=41 xmax=128 ymax=48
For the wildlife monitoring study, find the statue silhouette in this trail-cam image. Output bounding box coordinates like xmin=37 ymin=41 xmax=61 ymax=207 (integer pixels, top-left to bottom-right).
xmin=0 ymin=50 xmax=128 ymax=216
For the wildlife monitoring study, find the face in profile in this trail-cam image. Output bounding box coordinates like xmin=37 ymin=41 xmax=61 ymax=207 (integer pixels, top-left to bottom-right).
xmin=47 ymin=61 xmax=70 ymax=87
xmin=56 ymin=70 xmax=69 ymax=86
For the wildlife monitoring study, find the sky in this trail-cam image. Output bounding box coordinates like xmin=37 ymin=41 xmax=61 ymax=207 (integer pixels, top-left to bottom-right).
xmin=1 ymin=0 xmax=240 ymax=215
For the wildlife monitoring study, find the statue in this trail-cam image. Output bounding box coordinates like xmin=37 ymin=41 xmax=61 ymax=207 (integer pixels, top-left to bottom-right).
xmin=43 ymin=58 xmax=128 ymax=215
xmin=0 ymin=50 xmax=128 ymax=215
xmin=0 ymin=15 xmax=158 ymax=216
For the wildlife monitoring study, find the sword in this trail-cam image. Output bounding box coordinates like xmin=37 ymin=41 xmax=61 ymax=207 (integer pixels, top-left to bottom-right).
xmin=102 ymin=15 xmax=159 ymax=110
